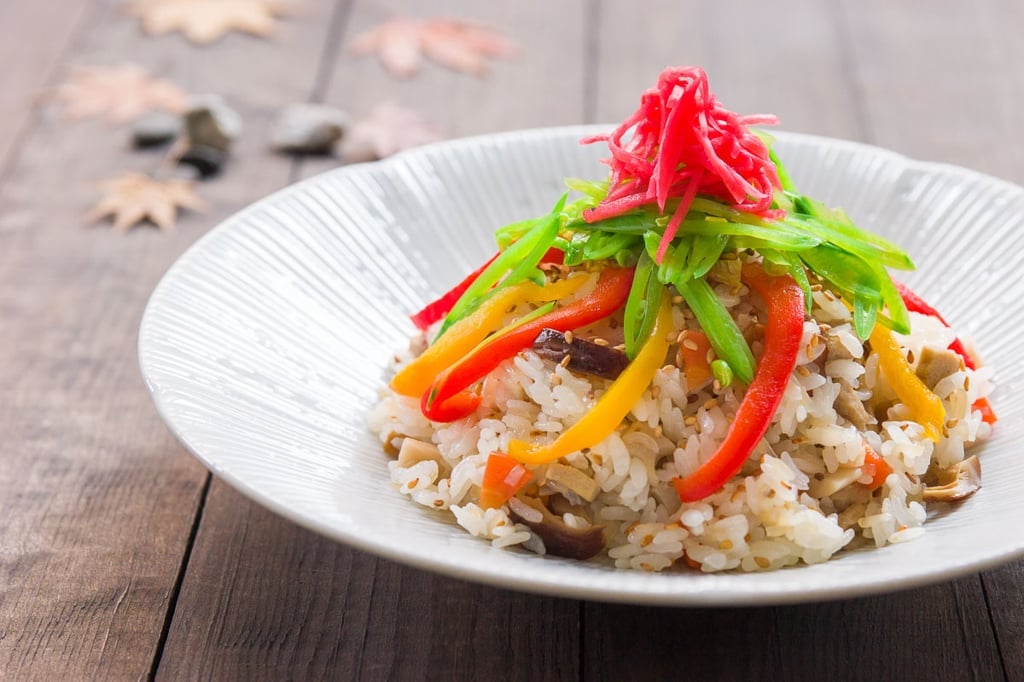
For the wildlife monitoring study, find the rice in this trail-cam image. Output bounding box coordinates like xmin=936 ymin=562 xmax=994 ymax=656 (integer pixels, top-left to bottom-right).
xmin=368 ymin=275 xmax=994 ymax=573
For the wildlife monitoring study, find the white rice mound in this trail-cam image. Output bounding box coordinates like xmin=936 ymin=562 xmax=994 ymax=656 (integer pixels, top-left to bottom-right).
xmin=368 ymin=272 xmax=995 ymax=573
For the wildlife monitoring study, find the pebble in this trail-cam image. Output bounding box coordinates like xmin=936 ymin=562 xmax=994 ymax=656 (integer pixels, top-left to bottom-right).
xmin=131 ymin=111 xmax=181 ymax=148
xmin=178 ymin=95 xmax=242 ymax=178
xmin=270 ymin=103 xmax=349 ymax=155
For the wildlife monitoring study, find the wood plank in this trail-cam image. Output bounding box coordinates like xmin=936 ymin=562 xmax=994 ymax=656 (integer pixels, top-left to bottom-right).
xmin=584 ymin=578 xmax=1001 ymax=681
xmin=0 ymin=0 xmax=342 ymax=678
xmin=0 ymin=3 xmax=92 ymax=174
xmin=159 ymin=1 xmax=588 ymax=679
xmin=583 ymin=2 xmax=1006 ymax=680
xmin=158 ymin=483 xmax=580 ymax=681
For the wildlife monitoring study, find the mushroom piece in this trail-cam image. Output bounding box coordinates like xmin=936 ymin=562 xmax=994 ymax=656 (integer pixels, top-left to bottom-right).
xmin=834 ymin=380 xmax=876 ymax=431
xmin=808 ymin=466 xmax=864 ymax=499
xmin=544 ymin=462 xmax=600 ymax=502
xmin=532 ymin=328 xmax=630 ymax=380
xmin=508 ymin=495 xmax=606 ymax=560
xmin=915 ymin=346 xmax=964 ymax=391
xmin=397 ymin=438 xmax=451 ymax=478
xmin=922 ymin=455 xmax=982 ymax=502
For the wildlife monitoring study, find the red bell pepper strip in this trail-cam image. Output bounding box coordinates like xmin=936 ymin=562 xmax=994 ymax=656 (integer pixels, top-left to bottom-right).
xmin=421 ymin=267 xmax=634 ymax=422
xmin=479 ymin=453 xmax=534 ymax=509
xmin=862 ymin=443 xmax=893 ymax=491
xmin=673 ymin=265 xmax=805 ymax=502
xmin=894 ymin=281 xmax=996 ymax=424
xmin=410 ymin=249 xmax=565 ymax=331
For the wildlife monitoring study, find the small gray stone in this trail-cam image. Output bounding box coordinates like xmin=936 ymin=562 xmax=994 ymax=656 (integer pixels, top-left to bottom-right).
xmin=131 ymin=111 xmax=181 ymax=148
xmin=177 ymin=144 xmax=227 ymax=179
xmin=270 ymin=103 xmax=349 ymax=156
xmin=184 ymin=94 xmax=242 ymax=152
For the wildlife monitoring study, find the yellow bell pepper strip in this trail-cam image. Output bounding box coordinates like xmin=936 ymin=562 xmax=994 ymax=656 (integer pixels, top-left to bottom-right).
xmin=673 ymin=265 xmax=805 ymax=502
xmin=507 ymin=290 xmax=671 ymax=465
xmin=421 ymin=267 xmax=635 ymax=422
xmin=869 ymin=324 xmax=945 ymax=442
xmin=391 ymin=275 xmax=590 ymax=398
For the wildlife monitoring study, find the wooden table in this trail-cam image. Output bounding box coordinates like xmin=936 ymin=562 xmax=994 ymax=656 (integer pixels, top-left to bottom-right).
xmin=3 ymin=1 xmax=1022 ymax=679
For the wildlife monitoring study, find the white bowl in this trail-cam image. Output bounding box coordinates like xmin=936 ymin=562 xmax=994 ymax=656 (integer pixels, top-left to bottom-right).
xmin=139 ymin=127 xmax=1023 ymax=605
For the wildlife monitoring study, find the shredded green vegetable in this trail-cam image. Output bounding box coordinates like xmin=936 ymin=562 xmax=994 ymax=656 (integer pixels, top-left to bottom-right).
xmin=475 ymin=137 xmax=914 ymax=380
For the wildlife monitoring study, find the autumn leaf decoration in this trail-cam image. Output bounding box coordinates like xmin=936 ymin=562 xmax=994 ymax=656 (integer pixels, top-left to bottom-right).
xmin=349 ymin=17 xmax=519 ymax=78
xmin=340 ymin=103 xmax=441 ymax=162
xmin=55 ymin=63 xmax=189 ymax=123
xmin=88 ymin=172 xmax=206 ymax=233
xmin=127 ymin=0 xmax=298 ymax=45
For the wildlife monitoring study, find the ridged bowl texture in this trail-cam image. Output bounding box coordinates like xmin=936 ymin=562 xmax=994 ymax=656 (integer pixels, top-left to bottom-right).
xmin=139 ymin=127 xmax=1023 ymax=605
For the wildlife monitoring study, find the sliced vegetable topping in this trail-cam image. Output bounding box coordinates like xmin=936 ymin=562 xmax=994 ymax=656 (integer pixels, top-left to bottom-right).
xmin=479 ymin=453 xmax=534 ymax=509
xmin=421 ymin=267 xmax=634 ymax=422
xmin=676 ymin=329 xmax=713 ymax=390
xmin=508 ymin=292 xmax=672 ymax=465
xmin=861 ymin=443 xmax=893 ymax=491
xmin=673 ymin=265 xmax=805 ymax=502
xmin=439 ymin=194 xmax=567 ymax=336
xmin=869 ymin=325 xmax=945 ymax=442
xmin=580 ymin=65 xmax=782 ymax=263
xmin=392 ymin=275 xmax=590 ymax=398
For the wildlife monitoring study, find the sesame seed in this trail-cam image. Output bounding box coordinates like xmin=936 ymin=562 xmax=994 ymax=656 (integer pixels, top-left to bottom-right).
xmin=719 ymin=539 xmax=733 ymax=550
xmin=665 ymin=331 xmax=677 ymax=343
xmin=594 ymin=338 xmax=610 ymax=347
xmin=706 ymin=349 xmax=715 ymax=363
xmin=682 ymin=339 xmax=699 ymax=351
xmin=560 ymin=355 xmax=572 ymax=368
xmin=641 ymin=534 xmax=654 ymax=547
xmin=613 ymin=343 xmax=626 ymax=351
xmin=703 ymin=399 xmax=717 ymax=410
xmin=713 ymin=380 xmax=721 ymax=392
xmin=796 ymin=365 xmax=810 ymax=377
xmin=672 ymin=295 xmax=683 ymax=304
xmin=550 ymin=373 xmax=562 ymax=386
xmin=563 ymin=331 xmax=574 ymax=344
xmin=823 ymin=290 xmax=836 ymax=301
xmin=755 ymin=556 xmax=770 ymax=568
xmin=433 ymin=499 xmax=444 ymax=507
xmin=809 ymin=335 xmax=819 ymax=349
xmin=684 ymin=416 xmax=698 ymax=426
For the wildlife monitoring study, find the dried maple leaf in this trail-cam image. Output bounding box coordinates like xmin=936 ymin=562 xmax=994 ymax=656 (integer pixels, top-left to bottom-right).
xmin=87 ymin=172 xmax=206 ymax=233
xmin=54 ymin=63 xmax=189 ymax=123
xmin=348 ymin=16 xmax=518 ymax=78
xmin=340 ymin=103 xmax=441 ymax=163
xmin=127 ymin=0 xmax=297 ymax=45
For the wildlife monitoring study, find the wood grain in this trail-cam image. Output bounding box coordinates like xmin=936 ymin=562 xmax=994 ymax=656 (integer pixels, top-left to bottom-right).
xmin=0 ymin=2 xmax=93 ymax=175
xmin=158 ymin=484 xmax=580 ymax=681
xmin=0 ymin=0 xmax=343 ymax=678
